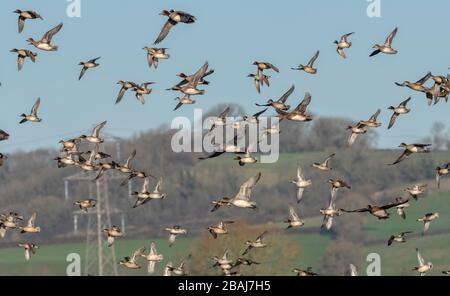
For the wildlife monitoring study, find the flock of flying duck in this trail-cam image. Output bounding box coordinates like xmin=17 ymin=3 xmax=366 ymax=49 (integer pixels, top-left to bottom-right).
xmin=1 ymin=8 xmax=450 ymax=276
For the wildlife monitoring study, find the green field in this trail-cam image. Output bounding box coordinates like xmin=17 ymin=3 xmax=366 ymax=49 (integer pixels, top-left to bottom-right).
xmin=1 ymin=188 xmax=449 ymax=276
xmin=0 ymin=232 xmax=332 ymax=276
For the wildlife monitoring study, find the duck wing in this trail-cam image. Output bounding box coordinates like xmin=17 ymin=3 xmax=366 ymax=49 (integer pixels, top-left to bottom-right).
xmin=416 ymin=72 xmax=432 ymax=85
xmin=147 ymin=261 xmax=156 ymax=274
xmin=27 ymin=213 xmax=36 ymax=227
xmin=321 ymin=215 xmax=333 ymax=230
xmin=341 ymin=32 xmax=354 ymax=42
xmin=17 ymin=55 xmax=25 ymax=71
xmin=384 ymin=27 xmax=398 ymax=47
xmin=294 ymin=92 xmax=312 ymax=113
xmin=124 ymin=149 xmax=136 ymax=168
xmin=31 ymin=97 xmax=41 ymax=116
xmin=337 ymin=47 xmax=346 ymax=59
xmin=387 ymin=112 xmax=399 ymax=130
xmin=189 ymin=62 xmax=209 ymax=88
xmin=18 ymin=16 xmax=25 ymax=33
xmin=154 ymin=177 xmax=163 ymax=192
xmin=416 ymin=248 xmax=425 ymax=266
xmin=307 ymin=51 xmax=320 ymax=67
xmin=78 ymin=66 xmax=87 ymax=80
xmin=154 ymin=19 xmax=177 ymax=44
xmin=91 ymin=121 xmax=107 ymax=138
xmin=42 ymin=23 xmax=63 ymax=44
xmin=278 ymin=85 xmax=295 ymax=103
xmin=289 ymin=206 xmax=300 ymax=221
xmin=389 ymin=150 xmax=411 ymax=165
xmin=218 ymin=106 xmax=230 ymax=119
xmin=235 ymin=172 xmax=261 ymax=201
xmin=150 ymin=241 xmax=157 ymax=255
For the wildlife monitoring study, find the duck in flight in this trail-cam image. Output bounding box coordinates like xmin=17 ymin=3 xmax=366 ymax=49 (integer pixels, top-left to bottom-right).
xmin=285 ymin=205 xmax=305 ymax=230
xmin=404 ymin=184 xmax=427 ymax=201
xmin=370 ymin=27 xmax=398 ymax=57
xmin=276 ymin=92 xmax=313 ymax=122
xmin=19 ymin=98 xmax=42 ymax=124
xmin=143 ymin=47 xmax=170 ymax=69
xmin=79 ymin=121 xmax=107 ymax=144
xmin=342 ymin=199 xmax=409 ymax=220
xmin=312 ymin=153 xmax=335 ymax=171
xmin=436 ymin=163 xmax=450 ymax=189
xmin=211 ymin=172 xmax=262 ymax=211
xmin=395 ymin=197 xmax=410 ymax=219
xmin=78 ymin=57 xmax=100 ymax=80
xmin=417 ymin=213 xmax=439 ymax=236
xmin=413 ymin=248 xmax=433 ymax=276
xmin=242 ymin=231 xmax=268 ymax=255
xmin=292 ymin=50 xmax=319 ymax=74
xmin=389 ymin=143 xmax=431 ymax=166
xmin=387 ymin=231 xmax=412 ymax=246
xmin=14 ymin=10 xmax=43 ymax=33
xmin=154 ymin=10 xmax=196 ymax=44
xmin=10 ymin=49 xmax=37 ymax=71
xmin=387 ymin=97 xmax=411 ymax=129
xmin=27 ymin=23 xmax=63 ymax=51
xmin=334 ymin=32 xmax=354 ymax=59
xmin=255 ymin=85 xmax=294 ymax=111
xmin=291 ymin=164 xmax=312 ymax=203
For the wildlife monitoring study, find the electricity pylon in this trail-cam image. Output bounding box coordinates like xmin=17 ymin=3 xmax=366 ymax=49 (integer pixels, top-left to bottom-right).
xmin=65 ymin=170 xmax=125 ymax=276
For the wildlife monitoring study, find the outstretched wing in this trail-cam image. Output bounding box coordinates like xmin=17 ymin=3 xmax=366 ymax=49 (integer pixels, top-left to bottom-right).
xmin=389 ymin=150 xmax=411 ymax=165
xmin=294 ymin=92 xmax=312 ymax=113
xmin=125 ymin=149 xmax=136 ymax=168
xmin=255 ymin=230 xmax=268 ymax=242
xmin=31 ymin=98 xmax=41 ymax=115
xmin=189 ymin=62 xmax=209 ymax=88
xmin=307 ymin=51 xmax=320 ymax=67
xmin=278 ymin=85 xmax=295 ymax=103
xmin=416 ymin=248 xmax=425 ymax=266
xmin=218 ymin=107 xmax=230 ymax=119
xmin=91 ymin=121 xmax=107 ymax=138
xmin=369 ymin=109 xmax=381 ymax=122
xmin=28 ymin=213 xmax=36 ymax=227
xmin=399 ymin=97 xmax=412 ymax=107
xmin=340 ymin=32 xmax=354 ymax=42
xmin=321 ymin=215 xmax=333 ymax=230
xmin=235 ymin=172 xmax=261 ymax=201
xmin=150 ymin=241 xmax=157 ymax=255
xmin=297 ymin=165 xmax=305 ymax=181
xmin=78 ymin=67 xmax=87 ymax=80
xmin=384 ymin=27 xmax=398 ymax=46
xmin=155 ymin=177 xmax=163 ymax=192
xmin=42 ymin=23 xmax=63 ymax=43
xmin=154 ymin=19 xmax=176 ymax=44
xmin=387 ymin=113 xmax=399 ymax=130
xmin=131 ymin=247 xmax=145 ymax=262
xmin=416 ymin=72 xmax=432 ymax=85
xmin=141 ymin=177 xmax=150 ymax=192
xmin=289 ymin=206 xmax=300 ymax=221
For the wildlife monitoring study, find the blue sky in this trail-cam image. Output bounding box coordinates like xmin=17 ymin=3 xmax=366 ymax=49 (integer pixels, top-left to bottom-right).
xmin=0 ymin=0 xmax=449 ymax=152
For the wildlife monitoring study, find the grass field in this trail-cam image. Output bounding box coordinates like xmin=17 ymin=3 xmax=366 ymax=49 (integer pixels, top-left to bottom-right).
xmin=0 ymin=232 xmax=332 ymax=276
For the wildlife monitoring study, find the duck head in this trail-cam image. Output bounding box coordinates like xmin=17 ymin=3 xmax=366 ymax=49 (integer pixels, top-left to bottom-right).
xmin=177 ymin=73 xmax=187 ymax=78
xmin=26 ymin=38 xmax=36 ymax=45
xmin=13 ymin=9 xmax=22 ymax=14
